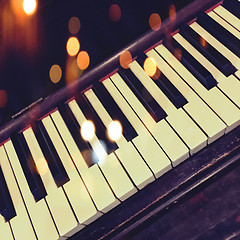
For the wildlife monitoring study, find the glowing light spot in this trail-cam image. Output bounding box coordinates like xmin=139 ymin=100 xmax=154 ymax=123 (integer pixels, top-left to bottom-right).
xmin=107 ymin=121 xmax=122 ymax=141
xmin=49 ymin=64 xmax=62 ymax=83
xmin=152 ymin=68 xmax=161 ymax=80
xmin=68 ymin=17 xmax=81 ymax=34
xmin=77 ymin=51 xmax=90 ymax=70
xmin=0 ymin=90 xmax=7 ymax=108
xmin=169 ymin=4 xmax=176 ymax=22
xmin=120 ymin=51 xmax=132 ymax=69
xmin=23 ymin=0 xmax=37 ymax=15
xmin=149 ymin=13 xmax=161 ymax=31
xmin=109 ymin=4 xmax=121 ymax=22
xmin=36 ymin=158 xmax=48 ymax=176
xmin=81 ymin=120 xmax=95 ymax=141
xmin=66 ymin=37 xmax=80 ymax=56
xmin=174 ymin=48 xmax=182 ymax=61
xmin=200 ymin=37 xmax=208 ymax=48
xmin=93 ymin=141 xmax=107 ymax=164
xmin=143 ymin=57 xmax=157 ymax=77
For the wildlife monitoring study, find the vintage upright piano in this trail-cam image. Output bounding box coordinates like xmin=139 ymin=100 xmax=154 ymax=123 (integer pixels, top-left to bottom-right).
xmin=0 ymin=0 xmax=239 ymax=239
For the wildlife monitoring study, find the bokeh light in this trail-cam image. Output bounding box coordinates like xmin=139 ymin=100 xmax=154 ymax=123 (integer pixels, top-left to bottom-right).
xmin=109 ymin=4 xmax=121 ymax=22
xmin=81 ymin=120 xmax=95 ymax=141
xmin=49 ymin=64 xmax=62 ymax=84
xmin=35 ymin=158 xmax=48 ymax=176
xmin=23 ymin=0 xmax=37 ymax=15
xmin=200 ymin=37 xmax=208 ymax=48
xmin=174 ymin=48 xmax=182 ymax=61
xmin=169 ymin=4 xmax=176 ymax=22
xmin=68 ymin=17 xmax=81 ymax=34
xmin=143 ymin=57 xmax=157 ymax=77
xmin=0 ymin=90 xmax=8 ymax=108
xmin=119 ymin=50 xmax=132 ymax=69
xmin=107 ymin=121 xmax=122 ymax=141
xmin=77 ymin=51 xmax=90 ymax=70
xmin=66 ymin=37 xmax=80 ymax=56
xmin=149 ymin=13 xmax=161 ymax=31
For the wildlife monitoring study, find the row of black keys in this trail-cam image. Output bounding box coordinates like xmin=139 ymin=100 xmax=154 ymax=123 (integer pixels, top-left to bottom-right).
xmin=0 ymin=6 xmax=239 ymax=222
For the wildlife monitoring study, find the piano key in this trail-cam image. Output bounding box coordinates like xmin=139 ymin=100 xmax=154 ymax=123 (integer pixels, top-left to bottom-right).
xmin=50 ymin=109 xmax=120 ymax=212
xmin=92 ymin=82 xmax=138 ymax=142
xmin=172 ymin=34 xmax=240 ymax=132
xmin=74 ymin=94 xmax=118 ymax=154
xmin=0 ymin=164 xmax=16 ymax=221
xmin=207 ymin=11 xmax=240 ymax=40
xmin=0 ymin=145 xmax=37 ymax=240
xmin=190 ymin=22 xmax=240 ymax=70
xmin=164 ymin=38 xmax=217 ymax=90
xmin=23 ymin=126 xmax=79 ymax=237
xmin=223 ymin=0 xmax=240 ymax=19
xmin=40 ymin=114 xmax=102 ymax=227
xmin=58 ymin=104 xmax=95 ymax=167
xmin=107 ymin=73 xmax=189 ymax=166
xmin=4 ymin=140 xmax=60 ymax=240
xmin=197 ymin=13 xmax=240 ymax=59
xmin=130 ymin=57 xmax=220 ymax=148
xmin=118 ymin=67 xmax=167 ymax=122
xmin=10 ymin=132 xmax=47 ymax=202
xmin=213 ymin=5 xmax=240 ymax=31
xmin=33 ymin=121 xmax=70 ymax=187
xmin=155 ymin=44 xmax=226 ymax=142
xmin=0 ymin=217 xmax=14 ymax=240
xmin=84 ymin=88 xmax=171 ymax=179
xmin=180 ymin=24 xmax=236 ymax=76
xmin=68 ymin=98 xmax=152 ymax=191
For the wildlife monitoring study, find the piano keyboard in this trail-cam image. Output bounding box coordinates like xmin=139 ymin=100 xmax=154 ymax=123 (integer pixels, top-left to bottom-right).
xmin=0 ymin=0 xmax=240 ymax=239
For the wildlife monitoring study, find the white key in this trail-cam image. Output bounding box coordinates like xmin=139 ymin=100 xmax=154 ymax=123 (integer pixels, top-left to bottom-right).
xmin=213 ymin=5 xmax=240 ymax=31
xmin=174 ymin=33 xmax=240 ymax=131
xmin=42 ymin=113 xmax=101 ymax=227
xmin=51 ymin=110 xmax=135 ymax=202
xmin=208 ymin=11 xmax=240 ymax=40
xmin=190 ymin=22 xmax=240 ymax=69
xmin=84 ymin=88 xmax=171 ymax=180
xmin=23 ymin=127 xmax=78 ymax=238
xmin=4 ymin=140 xmax=59 ymax=240
xmin=154 ymin=44 xmax=226 ymax=142
xmin=49 ymin=110 xmax=119 ymax=213
xmin=236 ymin=70 xmax=240 ymax=79
xmin=107 ymin=74 xmax=189 ymax=167
xmin=144 ymin=50 xmax=207 ymax=153
xmin=0 ymin=217 xmax=14 ymax=240
xmin=0 ymin=146 xmax=37 ymax=240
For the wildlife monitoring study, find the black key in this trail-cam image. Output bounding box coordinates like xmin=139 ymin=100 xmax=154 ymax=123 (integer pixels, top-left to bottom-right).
xmin=223 ymin=0 xmax=240 ymax=19
xmin=11 ymin=132 xmax=47 ymax=202
xmin=137 ymin=53 xmax=188 ymax=108
xmin=118 ymin=67 xmax=167 ymax=122
xmin=0 ymin=164 xmax=16 ymax=221
xmin=33 ymin=121 xmax=70 ymax=188
xmin=164 ymin=38 xmax=217 ymax=90
xmin=197 ymin=12 xmax=240 ymax=58
xmin=92 ymin=81 xmax=138 ymax=142
xmin=58 ymin=104 xmax=97 ymax=167
xmin=180 ymin=24 xmax=236 ymax=76
xmin=75 ymin=93 xmax=118 ymax=154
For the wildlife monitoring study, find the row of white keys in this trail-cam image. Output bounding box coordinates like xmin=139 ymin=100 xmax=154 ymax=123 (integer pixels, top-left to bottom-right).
xmin=0 ymin=216 xmax=13 ymax=240
xmin=40 ymin=116 xmax=101 ymax=227
xmin=23 ymin=127 xmax=78 ymax=238
xmin=0 ymin=145 xmax=37 ymax=240
xmin=51 ymin=109 xmax=137 ymax=201
xmin=154 ymin=44 xmax=230 ymax=138
xmin=3 ymin=140 xmax=60 ymax=240
xmin=130 ymin=60 xmax=209 ymax=151
xmin=106 ymin=74 xmax=189 ymax=167
xmin=213 ymin=5 xmax=240 ymax=31
xmin=67 ymin=98 xmax=150 ymax=191
xmin=49 ymin=110 xmax=120 ymax=212
xmin=173 ymin=33 xmax=240 ymax=131
xmin=84 ymin=88 xmax=171 ymax=180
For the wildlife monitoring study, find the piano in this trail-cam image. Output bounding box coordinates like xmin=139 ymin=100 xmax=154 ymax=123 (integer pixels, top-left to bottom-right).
xmin=0 ymin=0 xmax=239 ymax=239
